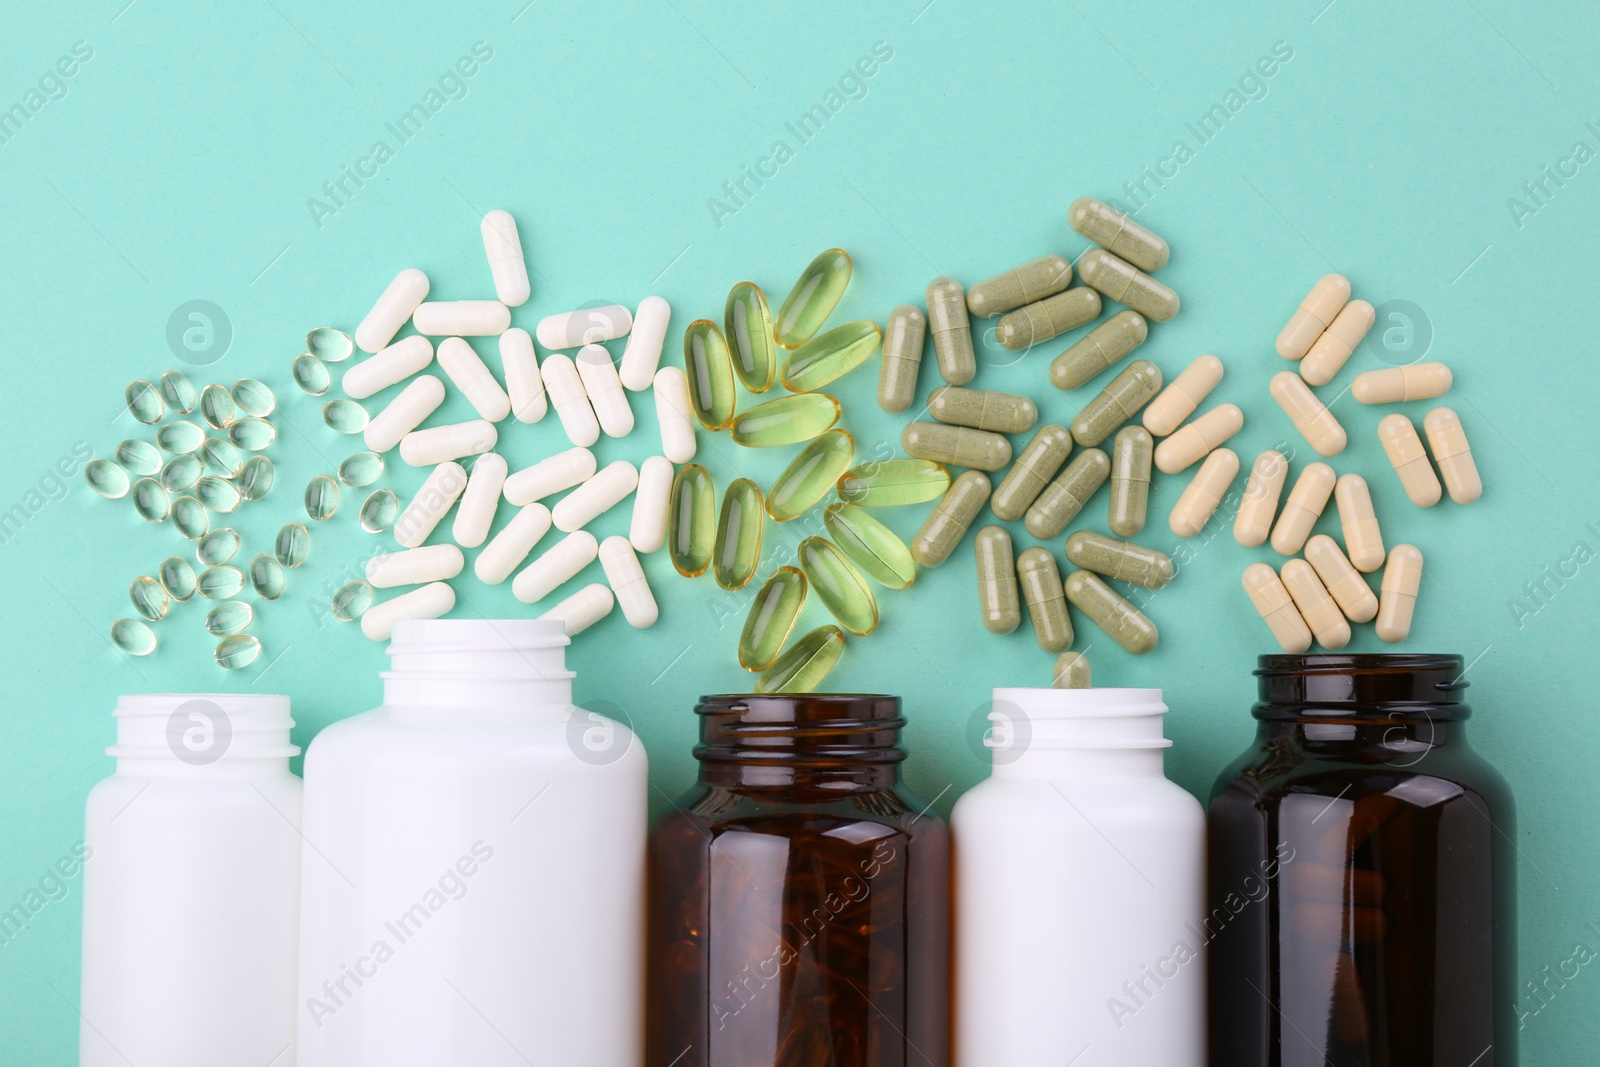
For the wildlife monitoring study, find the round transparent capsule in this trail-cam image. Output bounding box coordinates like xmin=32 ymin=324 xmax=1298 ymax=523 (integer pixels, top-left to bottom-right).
xmin=129 ymin=576 xmax=170 ymax=622
xmin=201 ymin=437 xmax=244 ymax=478
xmin=305 ymin=474 xmax=340 ymax=522
xmin=307 ymin=326 xmax=356 ymax=362
xmin=214 ymin=633 xmax=262 ymax=670
xmin=799 ymin=536 xmax=878 ymax=635
xmin=756 ymin=624 xmax=845 ymax=694
xmin=293 ymin=354 xmax=331 ymax=396
xmin=116 ymin=439 xmax=162 ymax=476
xmin=725 ymin=281 xmax=776 ymax=393
xmin=85 ymin=459 xmax=130 ymax=499
xmin=156 ymin=420 xmax=204 ymax=454
xmin=160 ymin=453 xmax=202 ymax=493
xmin=199 ymin=383 xmax=237 ymax=429
xmin=159 ymin=370 xmax=198 ymax=414
xmin=338 ymin=451 xmax=385 ymax=487
xmin=231 ymin=378 xmax=275 ymax=417
xmin=125 ymin=380 xmax=165 ymax=424
xmin=205 ymin=600 xmax=254 ymax=637
xmin=131 ymin=478 xmax=170 ymax=523
xmin=229 ymin=417 xmax=276 ymax=451
xmin=779 ymin=320 xmax=882 ymax=392
xmin=197 ymin=527 xmax=241 ymax=566
xmin=331 ymin=580 xmax=374 ymax=621
xmin=775 ymin=248 xmax=852 ymax=349
xmin=196 ymin=475 xmax=242 ymax=513
xmin=360 ymin=488 xmax=400 ymax=533
xmin=825 ymin=503 xmax=916 ymax=589
xmin=729 ymin=392 xmax=841 ymax=448
xmin=250 ymin=554 xmax=286 ymax=600
xmin=323 ymin=399 xmax=371 ymax=434
xmin=275 ymin=522 xmax=310 ymax=568
xmin=110 ymin=618 xmax=157 ymax=657
xmin=159 ymin=556 xmax=197 ymax=601
xmin=739 ymin=567 xmax=807 ymax=671
xmin=836 ymin=459 xmax=950 ymax=507
xmin=237 ymin=455 xmax=275 ymax=501
xmin=171 ymin=495 xmax=209 ymax=540
xmin=197 ymin=565 xmax=245 ymax=600
xmin=767 ymin=429 xmax=854 ymax=522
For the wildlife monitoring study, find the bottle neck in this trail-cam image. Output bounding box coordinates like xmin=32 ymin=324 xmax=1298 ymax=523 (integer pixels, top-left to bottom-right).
xmin=1253 ymin=652 xmax=1471 ymax=723
xmin=987 ymin=687 xmax=1172 ymax=780
xmin=108 ymin=693 xmax=298 ymax=776
xmin=694 ymin=694 xmax=907 ymax=793
xmin=380 ymin=618 xmax=574 ymax=718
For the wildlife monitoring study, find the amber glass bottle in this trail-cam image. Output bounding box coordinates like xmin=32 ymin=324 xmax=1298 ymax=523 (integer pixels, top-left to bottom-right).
xmin=646 ymin=694 xmax=950 ymax=1067
xmin=1209 ymin=654 xmax=1517 ymax=1067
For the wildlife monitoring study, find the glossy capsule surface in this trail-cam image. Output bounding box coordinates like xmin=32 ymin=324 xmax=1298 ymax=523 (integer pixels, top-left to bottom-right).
xmin=912 ymin=470 xmax=990 ymax=567
xmin=991 ymin=425 xmax=1072 ymax=522
xmin=1423 ymin=407 xmax=1481 ymax=504
xmin=799 ymin=536 xmax=878 ymax=635
xmin=1269 ymin=371 xmax=1347 ymax=456
xmin=1304 ymin=534 xmax=1379 ymax=623
xmin=724 ymin=281 xmax=776 ymax=393
xmin=1334 ymin=473 xmax=1385 ymax=572
xmin=995 ymin=287 xmax=1101 ymax=350
xmin=1065 ymin=530 xmax=1174 ymax=589
xmin=1077 ymin=248 xmax=1179 ymax=322
xmin=729 ymin=392 xmax=840 ymax=447
xmin=126 ymin=380 xmax=164 ymax=424
xmin=683 ymin=319 xmax=737 ymax=430
xmin=1107 ymin=426 xmax=1153 ymax=537
xmin=779 ymin=320 xmax=882 ymax=392
xmin=1064 ymin=569 xmax=1159 ymax=654
xmin=669 ymin=464 xmax=715 ymax=577
xmin=739 ymin=567 xmax=807 ymax=671
xmin=1050 ymin=310 xmax=1148 ymax=390
xmin=756 ymin=624 xmax=845 ymax=694
xmin=1071 ymin=360 xmax=1163 ymax=447
xmin=928 ymin=386 xmax=1037 ymax=434
xmin=1068 ymin=197 xmax=1170 ymax=272
xmin=1024 ymin=447 xmax=1110 ymax=539
xmin=1143 ymin=354 xmax=1224 ymax=437
xmin=1017 ymin=547 xmax=1073 ymax=653
xmin=767 ymin=429 xmax=855 ymax=522
xmin=775 ymin=248 xmax=852 ymax=349
xmin=975 ymin=525 xmax=1021 ymax=634
xmin=837 ymin=458 xmax=950 ymax=507
xmin=825 ymin=503 xmax=916 ymax=589
xmin=927 ymin=277 xmax=976 ymax=385
xmin=967 ymin=254 xmax=1073 ymax=317
xmin=901 ymin=421 xmax=1012 ymax=472
xmin=712 ymin=478 xmax=764 ymax=591
xmin=877 ymin=304 xmax=926 ymax=413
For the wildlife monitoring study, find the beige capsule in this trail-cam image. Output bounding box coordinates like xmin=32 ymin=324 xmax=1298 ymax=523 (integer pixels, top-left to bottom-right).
xmin=1376 ymin=544 xmax=1424 ymax=642
xmin=1281 ymin=559 xmax=1352 ymax=650
xmin=1351 ymin=362 xmax=1453 ymax=405
xmin=1143 ymin=354 xmax=1224 ymax=436
xmin=1153 ymin=403 xmax=1244 ymax=474
xmin=1334 ymin=473 xmax=1385 ymax=572
xmin=1269 ymin=371 xmax=1347 ymax=457
xmin=1300 ymin=300 xmax=1375 ymax=386
xmin=1233 ymin=450 xmax=1288 ymax=548
xmin=1169 ymin=447 xmax=1239 ymax=538
xmin=1423 ymin=407 xmax=1482 ymax=504
xmin=1243 ymin=562 xmax=1313 ymax=653
xmin=1377 ymin=414 xmax=1442 ymax=507
xmin=1276 ymin=274 xmax=1350 ymax=360
xmin=1305 ymin=534 xmax=1379 ymax=623
xmin=1270 ymin=462 xmax=1337 ymax=556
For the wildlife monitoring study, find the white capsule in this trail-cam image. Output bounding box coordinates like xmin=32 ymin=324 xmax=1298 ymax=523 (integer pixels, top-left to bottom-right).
xmin=538 ymin=582 xmax=614 ymax=636
xmin=435 ymin=337 xmax=511 ymax=422
xmin=599 ymin=535 xmax=658 ymax=628
xmin=412 ymin=300 xmax=511 ymax=337
xmin=630 ymin=455 xmax=673 ymax=554
xmin=343 ymin=335 xmax=434 ymax=399
xmin=480 ymin=209 xmax=530 ymax=307
xmin=512 ymin=529 xmax=599 ymax=604
xmin=360 ymin=581 xmax=455 ymax=641
xmin=475 ymin=503 xmax=552 ymax=585
xmin=504 ymin=447 xmax=598 ymax=505
xmin=541 ymin=352 xmax=600 ymax=447
xmin=535 ymin=304 xmax=633 ymax=349
xmin=453 ymin=453 xmax=508 ymax=548
xmin=365 ymin=544 xmax=465 ymax=588
xmin=399 ymin=419 xmax=498 ymax=466
xmin=575 ymin=344 xmax=634 ymax=438
xmin=619 ymin=296 xmax=671 ymax=391
xmin=364 ymin=374 xmax=446 ymax=453
xmin=394 ymin=462 xmax=467 ymax=548
xmin=653 ymin=366 xmax=697 ymax=463
xmin=356 ymin=268 xmax=429 ymax=354
xmin=499 ymin=327 xmax=547 ymax=424
xmin=552 ymin=460 xmax=639 ymax=533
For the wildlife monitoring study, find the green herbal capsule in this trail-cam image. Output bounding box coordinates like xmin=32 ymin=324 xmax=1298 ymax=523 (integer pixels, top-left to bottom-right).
xmin=767 ymin=429 xmax=855 ymax=521
xmin=1071 ymin=360 xmax=1163 ymax=447
xmin=837 ymin=458 xmax=951 ymax=507
xmin=1065 ymin=530 xmax=1175 ymax=589
xmin=1108 ymin=426 xmax=1153 ymax=537
xmin=1077 ymin=248 xmax=1180 ymax=322
xmin=779 ymin=320 xmax=883 ymax=392
xmin=967 ymin=255 xmax=1073 ymax=318
xmin=713 ymin=478 xmax=765 ymax=590
xmin=1050 ymin=310 xmax=1150 ymax=391
xmin=1064 ymin=569 xmax=1159 ymax=654
xmin=126 ymin=380 xmax=165 ymax=424
xmin=926 ymin=277 xmax=976 ymax=385
xmin=912 ymin=470 xmax=991 ymax=567
xmin=825 ymin=503 xmax=916 ymax=589
xmin=669 ymin=464 xmax=716 ymax=578
xmin=1052 ymin=651 xmax=1092 ymax=689
xmin=1024 ymin=448 xmax=1110 ymax=539
xmin=975 ymin=525 xmax=1021 ymax=634
xmin=1017 ymin=547 xmax=1073 ymax=653
xmin=992 ymin=425 xmax=1073 ymax=521
xmin=928 ymin=386 xmax=1038 ymax=434
xmin=725 ymin=281 xmax=776 ymax=393
xmin=901 ymin=422 xmax=1012 ymax=472
xmin=729 ymin=392 xmax=841 ymax=447
xmin=739 ymin=566 xmax=807 ymax=671
xmin=1068 ymin=196 xmax=1171 ymax=272
xmin=775 ymin=248 xmax=852 ymax=349
xmin=996 ymin=288 xmax=1101 ymax=351
xmin=877 ymin=305 xmax=926 ymax=413
xmin=799 ymin=536 xmax=878 ymax=635
xmin=756 ymin=624 xmax=845 ymax=694
xmin=684 ymin=319 xmax=737 ymax=430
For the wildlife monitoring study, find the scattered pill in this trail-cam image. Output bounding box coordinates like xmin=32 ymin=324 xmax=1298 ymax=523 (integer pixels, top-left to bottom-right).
xmin=912 ymin=470 xmax=991 ymax=567
xmin=780 ymin=320 xmax=883 ymax=392
xmin=1077 ymin=248 xmax=1179 ymax=322
xmin=756 ymin=624 xmax=845 ymax=694
xmin=393 ymin=462 xmax=467 ymax=548
xmin=171 ymin=495 xmax=208 ymax=540
xmin=683 ymin=319 xmax=737 ymax=430
xmin=542 ymin=352 xmax=601 ymax=448
xmin=110 ymin=618 xmax=157 ymax=657
xmin=630 ymin=455 xmax=673 ymax=554
xmin=250 ymin=554 xmax=286 ymax=600
xmin=367 ymin=544 xmax=466 ymax=588
xmin=475 ymin=504 xmax=552 ymax=585
xmin=800 ymin=536 xmax=878 ymax=635
xmin=1281 ymin=559 xmax=1351 ymax=649
xmin=1144 ymin=355 xmax=1225 ymax=437
xmin=199 ymin=384 xmax=237 ymax=430
xmin=1234 ymin=450 xmax=1289 ymax=548
xmin=215 ymin=633 xmax=263 ymax=670
xmin=1277 ymin=274 xmax=1350 ymax=360
xmin=304 ymin=474 xmax=340 ymax=522
xmin=995 ymin=287 xmax=1101 ymax=350
xmin=722 ymin=284 xmax=774 ymax=394
xmin=453 ymin=453 xmax=508 ymax=547
xmin=294 ymin=355 xmax=332 ymax=396
xmin=162 ymin=453 xmax=203 ymax=493
xmin=1333 ymin=473 xmax=1385 ymax=572
xmin=901 ymin=421 xmax=1012 ymax=472
xmin=877 ymin=305 xmax=927 ymax=413
xmin=342 ymin=335 xmax=434 ymax=401
xmin=1170 ymin=447 xmax=1240 ymax=538
xmin=240 ymin=458 xmax=275 ymax=507
xmin=1050 ymin=310 xmax=1148 ymax=391
xmin=1064 ymin=569 xmax=1158 ymax=654
xmin=1242 ymin=562 xmax=1313 ymax=653
xmin=837 ymin=459 xmax=951 ymax=507
xmin=967 ymin=254 xmax=1074 ymax=317
xmin=599 ymin=536 xmax=658 ymax=629
xmin=1024 ymin=447 xmax=1110 ymax=539
xmin=825 ymin=503 xmax=916 ymax=589
xmin=1017 ymin=547 xmax=1073 ymax=653
xmin=307 ymin=327 xmax=355 ymax=363
xmin=775 ymin=249 xmax=852 ymax=349
xmin=1423 ymin=407 xmax=1481 ymax=505
xmin=1300 ymin=299 xmax=1374 ymax=386
xmin=159 ymin=370 xmax=197 ymax=415
xmin=197 ymin=564 xmax=244 ymax=600
xmin=505 ymin=447 xmax=597 ymax=505
xmin=730 ymin=392 xmax=841 ymax=448
xmin=652 ymin=366 xmax=698 ymax=463
xmin=1351 ymin=363 xmax=1453 ymax=405
xmin=1071 ymin=359 xmax=1163 ymax=447
xmin=975 ymin=526 xmax=1021 ymax=635
xmin=1062 ymin=530 xmax=1173 ymax=595
xmin=130 ymin=575 xmax=170 ymax=622
xmin=767 ymin=429 xmax=855 ymax=521
xmin=1269 ymin=371 xmax=1347 ymax=456
xmin=1154 ymin=403 xmax=1244 ymax=475
xmin=205 ymin=600 xmax=252 ymax=637
xmin=1108 ymin=426 xmax=1153 ymax=537
xmin=929 ymin=386 xmax=1037 ymax=434
xmin=412 ymin=300 xmax=511 ymax=337
xmin=364 ymin=375 xmax=446 ymax=453
xmin=126 ymin=380 xmax=164 ymax=424
xmin=1378 ymin=414 xmax=1442 ymax=507
xmin=536 ymin=304 xmax=633 ymax=349
xmin=229 ymin=418 xmax=276 ymax=452
xmin=332 ymin=581 xmax=375 ymax=622
xmin=275 ymin=523 xmax=309 ymax=569
xmin=198 ymin=474 xmax=242 ymax=513
xmin=436 ymin=337 xmax=511 ymax=422
xmin=992 ymin=425 xmax=1073 ymax=521
xmin=197 ymin=527 xmax=241 ymax=567
xmin=668 ymin=464 xmax=715 ymax=578
xmin=712 ymin=478 xmax=765 ymax=591
xmin=1068 ymin=197 xmax=1170 ymax=272
xmin=479 ymin=210 xmax=529 ymax=307
xmin=1376 ymin=544 xmax=1424 ymax=642
xmin=512 ymin=530 xmax=599 ymax=604
xmin=740 ymin=567 xmax=807 ymax=671
xmin=159 ymin=556 xmax=198 ymax=600
xmin=360 ymin=488 xmax=400 ymax=534
xmin=356 ymin=268 xmax=429 ymax=353
xmin=86 ymin=459 xmax=130 ymax=499
xmin=1304 ymin=535 xmax=1379 ymax=623
xmin=575 ymin=344 xmax=635 ymax=438
xmin=231 ymin=378 xmax=275 ymax=418
xmin=399 ymin=419 xmax=497 ymax=467
xmin=1270 ymin=462 xmax=1337 ymax=556
xmin=491 ymin=328 xmax=546 ymax=425
xmin=927 ymin=277 xmax=977 ymax=384
xmin=553 ymin=459 xmax=639 ymax=533
xmin=323 ymin=398 xmax=371 ymax=435
xmin=1052 ymin=651 xmax=1092 ymax=689
xmin=338 ymin=451 xmax=384 ymax=488
xmin=201 ymin=437 xmax=245 ymax=476
xmin=361 ymin=582 xmax=456 ymax=640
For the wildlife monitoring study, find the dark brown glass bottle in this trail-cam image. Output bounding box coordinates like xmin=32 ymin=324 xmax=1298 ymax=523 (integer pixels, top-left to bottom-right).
xmin=646 ymin=694 xmax=950 ymax=1067
xmin=1209 ymin=654 xmax=1517 ymax=1066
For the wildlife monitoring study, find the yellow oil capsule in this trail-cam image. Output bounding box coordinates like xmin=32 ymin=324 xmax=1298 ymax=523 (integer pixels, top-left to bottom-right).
xmin=712 ymin=478 xmax=764 ymax=590
xmin=1065 ymin=530 xmax=1174 ymax=589
xmin=1241 ymin=562 xmax=1312 ymax=653
xmin=901 ymin=421 xmax=1012 ymax=472
xmin=775 ymin=248 xmax=851 ymax=349
xmin=1299 ymin=299 xmax=1374 ymax=386
xmin=1333 ymin=473 xmax=1385 ymax=572
xmin=877 ymin=305 xmax=926 ymax=413
xmin=1377 ymin=414 xmax=1442 ymax=507
xmin=683 ymin=320 xmax=737 ymax=430
xmin=756 ymin=624 xmax=845 ymax=694
xmin=1270 ymin=461 xmax=1337 ymax=556
xmin=825 ymin=503 xmax=916 ymax=589
xmin=1423 ymin=407 xmax=1481 ymax=504
xmin=1068 ymin=197 xmax=1171 ymax=272
xmin=725 ymin=281 xmax=776 ymax=393
xmin=1269 ymin=371 xmax=1347 ymax=457
xmin=730 ymin=392 xmax=841 ymax=447
xmin=1025 ymin=447 xmax=1110 ymax=539
xmin=1049 ymin=310 xmax=1148 ymax=391
xmin=767 ymin=429 xmax=854 ymax=521
xmin=1051 ymin=651 xmax=1092 ymax=689
xmin=1304 ymin=534 xmax=1379 ymax=623
xmin=1276 ymin=274 xmax=1350 ymax=360
xmin=1017 ymin=547 xmax=1073 ymax=653
xmin=1281 ymin=559 xmax=1351 ymax=650
xmin=1107 ymin=425 xmax=1152 ymax=537
xmin=929 ymin=386 xmax=1037 ymax=434
xmin=799 ymin=536 xmax=878 ymax=635
xmin=739 ymin=566 xmax=806 ymax=671
xmin=1233 ymin=449 xmax=1288 ymax=548
xmin=1376 ymin=544 xmax=1424 ymax=643
xmin=779 ymin=320 xmax=883 ymax=392
xmin=926 ymin=277 xmax=976 ymax=385
xmin=836 ymin=458 xmax=951 ymax=507
xmin=1169 ymin=447 xmax=1239 ymax=538
xmin=912 ymin=470 xmax=991 ymax=567
xmin=1143 ymin=354 xmax=1224 ymax=437
xmin=967 ymin=254 xmax=1073 ymax=317
xmin=992 ymin=425 xmax=1072 ymax=521
xmin=669 ymin=464 xmax=715 ymax=578
xmin=975 ymin=525 xmax=1021 ymax=634
xmin=1351 ymin=362 xmax=1453 ymax=405
xmin=1071 ymin=359 xmax=1163 ymax=447
xmin=1153 ymin=403 xmax=1244 ymax=475
xmin=1077 ymin=249 xmax=1179 ymax=322
xmin=1063 ymin=569 xmax=1158 ymax=654
xmin=995 ymin=287 xmax=1102 ymax=350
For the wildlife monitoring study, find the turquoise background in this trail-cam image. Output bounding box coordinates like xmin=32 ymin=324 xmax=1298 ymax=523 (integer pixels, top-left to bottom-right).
xmin=2 ymin=0 xmax=1597 ymax=1060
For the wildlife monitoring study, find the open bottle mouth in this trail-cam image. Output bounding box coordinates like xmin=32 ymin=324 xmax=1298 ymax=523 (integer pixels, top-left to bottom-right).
xmin=694 ymin=694 xmax=906 ymax=764
xmin=1254 ymin=653 xmax=1469 ymax=718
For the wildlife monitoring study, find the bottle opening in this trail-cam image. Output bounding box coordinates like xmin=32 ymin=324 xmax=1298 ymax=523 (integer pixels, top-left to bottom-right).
xmin=108 ymin=693 xmax=299 ymax=762
xmin=694 ymin=694 xmax=906 ymax=764
xmin=1254 ymin=653 xmax=1469 ymax=718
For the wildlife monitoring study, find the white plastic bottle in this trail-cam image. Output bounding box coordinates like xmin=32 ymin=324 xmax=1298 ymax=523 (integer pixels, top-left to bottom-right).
xmin=296 ymin=618 xmax=647 ymax=1066
xmin=953 ymin=687 xmax=1205 ymax=1067
xmin=80 ymin=694 xmax=303 ymax=1067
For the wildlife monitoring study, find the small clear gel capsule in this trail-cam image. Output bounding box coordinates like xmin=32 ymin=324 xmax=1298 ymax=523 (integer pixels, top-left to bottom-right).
xmin=767 ymin=430 xmax=855 ymax=522
xmin=723 ymin=285 xmax=773 ymax=394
